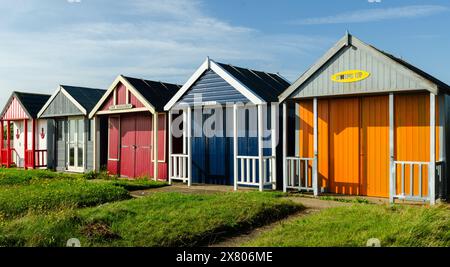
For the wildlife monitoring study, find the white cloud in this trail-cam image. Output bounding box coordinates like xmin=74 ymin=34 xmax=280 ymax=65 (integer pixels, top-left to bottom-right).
xmin=0 ymin=0 xmax=330 ymax=107
xmin=291 ymin=5 xmax=448 ymax=25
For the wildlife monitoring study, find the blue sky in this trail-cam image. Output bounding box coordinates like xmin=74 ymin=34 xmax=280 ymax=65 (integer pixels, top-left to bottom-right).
xmin=1 ymin=0 xmax=449 ymax=108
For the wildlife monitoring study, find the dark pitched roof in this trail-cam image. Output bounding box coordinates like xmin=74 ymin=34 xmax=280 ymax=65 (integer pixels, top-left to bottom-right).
xmin=14 ymin=92 xmax=51 ymax=118
xmin=216 ymin=62 xmax=290 ymax=102
xmin=61 ymin=85 xmax=106 ymax=113
xmin=123 ymin=76 xmax=181 ymax=111
xmin=370 ymin=46 xmax=450 ymax=92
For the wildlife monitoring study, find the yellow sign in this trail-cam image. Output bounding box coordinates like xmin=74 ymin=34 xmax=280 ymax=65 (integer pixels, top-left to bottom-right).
xmin=331 ymin=70 xmax=370 ymax=83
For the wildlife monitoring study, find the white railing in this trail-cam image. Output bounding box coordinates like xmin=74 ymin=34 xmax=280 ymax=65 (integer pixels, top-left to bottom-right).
xmin=286 ymin=157 xmax=314 ymax=192
xmin=237 ymin=155 xmax=276 ymax=187
xmin=170 ymin=154 xmax=189 ymax=183
xmin=393 ymin=161 xmax=430 ymax=201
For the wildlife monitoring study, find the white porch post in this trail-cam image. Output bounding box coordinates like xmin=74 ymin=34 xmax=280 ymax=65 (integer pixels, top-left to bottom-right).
xmin=282 ymin=102 xmax=287 ymax=193
xmin=233 ymin=104 xmax=238 ymax=191
xmin=258 ymin=104 xmax=264 ymax=192
xmin=271 ymin=103 xmax=278 ymax=190
xmin=389 ymin=93 xmax=395 ymax=203
xmin=183 ymin=109 xmax=187 ymax=155
xmin=429 ymin=93 xmax=436 ymax=205
xmin=438 ymin=94 xmax=446 ymax=199
xmin=92 ymin=116 xmax=97 ymax=171
xmin=168 ymin=110 xmax=173 ymax=185
xmin=187 ymin=106 xmax=192 ymax=187
xmin=153 ymin=112 xmax=159 ymax=181
xmin=312 ymin=98 xmax=319 ymax=196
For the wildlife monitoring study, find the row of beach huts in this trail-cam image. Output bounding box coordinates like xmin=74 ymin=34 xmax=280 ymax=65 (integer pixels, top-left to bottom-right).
xmin=1 ymin=34 xmax=449 ymax=204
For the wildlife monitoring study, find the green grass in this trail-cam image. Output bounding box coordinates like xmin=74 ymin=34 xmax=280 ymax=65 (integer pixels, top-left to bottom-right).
xmin=105 ymin=179 xmax=167 ymax=191
xmin=0 ymin=179 xmax=130 ymax=219
xmin=0 ymin=192 xmax=302 ymax=247
xmin=318 ymin=196 xmax=370 ymax=204
xmin=0 ymin=168 xmax=81 ymax=186
xmin=246 ymin=204 xmax=450 ymax=247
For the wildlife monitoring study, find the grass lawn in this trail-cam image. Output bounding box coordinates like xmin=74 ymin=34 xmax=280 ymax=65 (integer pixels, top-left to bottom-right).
xmin=96 ymin=179 xmax=168 ymax=191
xmin=0 ymin=168 xmax=80 ymax=186
xmin=246 ymin=204 xmax=450 ymax=247
xmin=0 ymin=168 xmax=167 ymax=219
xmin=0 ymin=180 xmax=131 ymax=219
xmin=0 ymin=192 xmax=302 ymax=247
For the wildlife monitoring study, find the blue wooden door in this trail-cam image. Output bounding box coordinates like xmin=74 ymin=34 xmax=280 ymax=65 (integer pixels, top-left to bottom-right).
xmin=192 ymin=107 xmax=232 ymax=185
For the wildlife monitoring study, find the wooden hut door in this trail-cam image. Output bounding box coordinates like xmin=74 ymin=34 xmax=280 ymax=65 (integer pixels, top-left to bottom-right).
xmin=360 ymin=96 xmax=389 ymax=197
xmin=329 ymin=98 xmax=360 ymax=195
xmin=120 ymin=114 xmax=153 ymax=178
xmin=120 ymin=115 xmax=136 ymax=178
xmin=67 ymin=118 xmax=85 ymax=172
xmin=203 ymin=107 xmax=229 ymax=185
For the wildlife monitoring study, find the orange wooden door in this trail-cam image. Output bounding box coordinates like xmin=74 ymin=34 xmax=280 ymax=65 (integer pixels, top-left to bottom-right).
xmin=329 ymin=98 xmax=360 ymax=195
xmin=360 ymin=96 xmax=390 ymax=197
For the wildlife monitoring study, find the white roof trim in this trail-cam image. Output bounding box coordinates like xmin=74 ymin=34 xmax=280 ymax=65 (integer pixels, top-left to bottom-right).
xmin=164 ymin=58 xmax=264 ymax=111
xmin=89 ymin=75 xmax=156 ymax=118
xmin=279 ymin=34 xmax=439 ymax=102
xmin=278 ymin=35 xmax=349 ymax=103
xmin=37 ymin=86 xmax=62 ymax=118
xmin=164 ymin=59 xmax=209 ymax=111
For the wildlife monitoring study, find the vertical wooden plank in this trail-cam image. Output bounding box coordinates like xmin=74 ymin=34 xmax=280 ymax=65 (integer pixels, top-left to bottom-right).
xmin=93 ymin=117 xmax=97 ymax=171
xmin=252 ymin=158 xmax=256 ymax=184
xmin=168 ymin=110 xmax=173 ymax=183
xmin=313 ymin=98 xmax=318 ymax=196
xmin=246 ymin=158 xmax=250 ymax=183
xmin=429 ymin=93 xmax=436 ymax=204
xmin=233 ymin=104 xmax=238 ymax=190
xmin=389 ymin=93 xmax=395 ymax=203
xmin=32 ymin=119 xmax=36 ymax=169
xmin=153 ymin=112 xmax=159 ymax=181
xmin=187 ymin=106 xmax=192 ymax=187
xmin=283 ymin=103 xmax=287 ymax=192
xmin=24 ymin=119 xmax=28 ymax=169
xmin=0 ymin=120 xmax=3 ymax=165
xmin=6 ymin=121 xmax=11 ymax=168
xmin=258 ymin=104 xmax=264 ymax=191
xmin=271 ymin=103 xmax=277 ymax=189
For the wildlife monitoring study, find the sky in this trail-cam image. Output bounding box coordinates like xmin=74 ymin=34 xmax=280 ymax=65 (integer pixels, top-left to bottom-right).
xmin=1 ymin=0 xmax=449 ymax=108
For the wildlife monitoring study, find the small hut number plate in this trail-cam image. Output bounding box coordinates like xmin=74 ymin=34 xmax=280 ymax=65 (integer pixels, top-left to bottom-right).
xmin=331 ymin=70 xmax=370 ymax=83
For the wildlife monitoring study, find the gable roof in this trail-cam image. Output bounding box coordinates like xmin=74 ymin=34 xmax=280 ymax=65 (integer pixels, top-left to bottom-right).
xmin=372 ymin=47 xmax=450 ymax=93
xmin=1 ymin=91 xmax=51 ymax=119
xmin=279 ymin=33 xmax=450 ymax=102
xmin=37 ymin=85 xmax=106 ymax=118
xmin=123 ymin=76 xmax=181 ymax=111
xmin=164 ymin=58 xmax=290 ymax=110
xmin=61 ymin=85 xmax=106 ymax=113
xmin=89 ymin=75 xmax=181 ymax=118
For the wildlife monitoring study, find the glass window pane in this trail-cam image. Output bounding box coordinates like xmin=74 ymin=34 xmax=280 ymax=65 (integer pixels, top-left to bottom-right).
xmin=69 ymin=120 xmax=76 ymax=142
xmin=77 ymin=120 xmax=84 ymax=143
xmin=69 ymin=147 xmax=75 ymax=166
xmin=77 ymin=147 xmax=83 ymax=167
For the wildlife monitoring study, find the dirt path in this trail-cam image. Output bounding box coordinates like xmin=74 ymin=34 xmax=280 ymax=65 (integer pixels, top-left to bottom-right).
xmin=209 ymin=197 xmax=349 ymax=247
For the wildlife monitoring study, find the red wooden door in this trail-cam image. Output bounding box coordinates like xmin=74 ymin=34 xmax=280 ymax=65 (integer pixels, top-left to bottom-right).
xmin=120 ymin=115 xmax=136 ymax=178
xmin=135 ymin=114 xmax=152 ymax=178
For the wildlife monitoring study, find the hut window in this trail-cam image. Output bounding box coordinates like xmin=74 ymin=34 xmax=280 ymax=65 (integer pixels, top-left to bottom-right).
xmin=56 ymin=120 xmax=63 ymax=141
xmin=87 ymin=120 xmax=92 ymax=142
